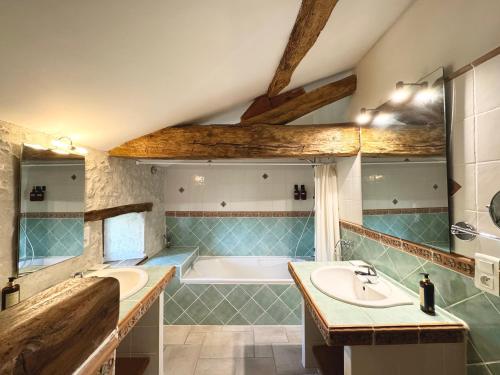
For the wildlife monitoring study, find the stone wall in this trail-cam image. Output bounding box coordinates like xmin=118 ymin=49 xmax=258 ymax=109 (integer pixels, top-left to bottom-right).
xmin=0 ymin=120 xmax=166 ymax=298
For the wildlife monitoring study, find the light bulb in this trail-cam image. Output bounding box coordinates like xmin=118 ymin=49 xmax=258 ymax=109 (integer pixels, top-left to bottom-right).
xmin=356 ymin=108 xmax=372 ymax=125
xmin=372 ymin=112 xmax=394 ymax=127
xmin=414 ymin=87 xmax=438 ymax=104
xmin=391 ymin=87 xmax=411 ymax=103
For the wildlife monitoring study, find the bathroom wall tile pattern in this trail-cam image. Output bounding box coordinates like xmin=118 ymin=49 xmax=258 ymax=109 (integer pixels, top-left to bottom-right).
xmin=19 ymin=218 xmax=84 ymax=257
xmin=166 ymin=215 xmax=314 ymax=257
xmin=164 ymin=277 xmax=302 ymax=325
xmin=341 ymin=226 xmax=500 ymax=373
xmin=363 ymin=212 xmax=450 ymax=249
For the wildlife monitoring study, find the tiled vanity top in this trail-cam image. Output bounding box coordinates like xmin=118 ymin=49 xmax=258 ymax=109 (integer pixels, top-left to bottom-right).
xmin=145 ymin=246 xmax=198 ymax=276
xmin=289 ymin=261 xmax=467 ymax=346
xmin=117 ymin=265 xmax=175 ymax=337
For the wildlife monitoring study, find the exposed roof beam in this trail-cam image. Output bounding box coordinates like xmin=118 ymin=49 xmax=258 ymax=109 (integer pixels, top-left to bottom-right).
xmin=240 ymin=74 xmax=356 ymax=125
xmin=267 ymin=0 xmax=339 ymax=97
xmin=109 ymin=123 xmax=360 ymax=159
xmin=241 ymin=87 xmax=305 ymax=121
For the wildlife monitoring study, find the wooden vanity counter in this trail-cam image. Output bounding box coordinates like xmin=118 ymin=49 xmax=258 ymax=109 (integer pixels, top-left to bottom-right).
xmin=77 ymin=265 xmax=175 ymax=374
xmin=288 ymin=261 xmax=467 ymax=346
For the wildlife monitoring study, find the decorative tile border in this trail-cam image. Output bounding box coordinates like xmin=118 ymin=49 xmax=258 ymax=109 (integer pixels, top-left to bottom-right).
xmin=340 ymin=221 xmax=475 ymax=277
xmin=165 ymin=210 xmax=313 ymax=217
xmin=20 ymin=212 xmax=84 ymax=218
xmin=363 ymin=207 xmax=448 ymax=215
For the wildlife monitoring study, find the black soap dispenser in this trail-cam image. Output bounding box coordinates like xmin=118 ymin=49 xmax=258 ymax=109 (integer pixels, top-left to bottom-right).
xmin=300 ymin=185 xmax=307 ymax=200
xmin=1 ymin=277 xmax=20 ymax=310
xmin=293 ymin=185 xmax=300 ymax=200
xmin=419 ymin=273 xmax=435 ymax=315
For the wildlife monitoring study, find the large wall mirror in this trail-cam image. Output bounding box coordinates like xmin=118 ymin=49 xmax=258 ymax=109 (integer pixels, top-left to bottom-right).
xmin=18 ymin=145 xmax=85 ymax=276
xmin=360 ymin=67 xmax=450 ymax=252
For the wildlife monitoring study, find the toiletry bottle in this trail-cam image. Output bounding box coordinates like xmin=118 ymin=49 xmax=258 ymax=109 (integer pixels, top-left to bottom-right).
xmin=1 ymin=277 xmax=20 ymax=311
xmin=300 ymin=185 xmax=307 ymax=200
xmin=294 ymin=185 xmax=300 ymax=200
xmin=419 ymin=273 xmax=435 ymax=315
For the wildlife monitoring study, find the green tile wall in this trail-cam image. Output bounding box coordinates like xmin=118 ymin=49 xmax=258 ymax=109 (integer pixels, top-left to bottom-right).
xmin=19 ymin=218 xmax=84 ymax=258
xmin=363 ymin=212 xmax=450 ymax=250
xmin=341 ymin=227 xmax=500 ymax=375
xmin=166 ymin=216 xmax=314 ymax=257
xmin=164 ymin=270 xmax=302 ymax=325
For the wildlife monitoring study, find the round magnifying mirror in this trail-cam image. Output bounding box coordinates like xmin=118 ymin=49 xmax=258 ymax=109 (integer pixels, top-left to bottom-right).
xmin=488 ymin=191 xmax=500 ymax=229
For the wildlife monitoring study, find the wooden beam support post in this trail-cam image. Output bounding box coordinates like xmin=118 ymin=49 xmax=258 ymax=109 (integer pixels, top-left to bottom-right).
xmin=241 ymin=74 xmax=356 ymax=125
xmin=267 ymin=0 xmax=339 ymax=96
xmin=109 ymin=123 xmax=360 ymax=159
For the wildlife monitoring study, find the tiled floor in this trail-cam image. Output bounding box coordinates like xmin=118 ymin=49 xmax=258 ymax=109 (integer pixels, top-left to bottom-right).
xmin=164 ymin=325 xmax=318 ymax=375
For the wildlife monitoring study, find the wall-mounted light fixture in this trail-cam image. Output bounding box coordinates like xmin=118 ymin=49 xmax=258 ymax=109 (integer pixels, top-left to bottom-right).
xmin=355 ymin=108 xmax=378 ymax=125
xmin=24 ymin=137 xmax=88 ymax=156
xmin=390 ymin=81 xmax=429 ymax=104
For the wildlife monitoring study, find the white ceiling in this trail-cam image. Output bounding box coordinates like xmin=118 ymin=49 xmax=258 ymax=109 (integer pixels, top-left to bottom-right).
xmin=0 ymin=0 xmax=413 ymax=150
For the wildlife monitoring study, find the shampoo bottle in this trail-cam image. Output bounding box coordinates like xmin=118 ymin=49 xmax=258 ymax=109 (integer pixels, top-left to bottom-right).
xmin=419 ymin=273 xmax=435 ymax=315
xmin=1 ymin=277 xmax=20 ymax=310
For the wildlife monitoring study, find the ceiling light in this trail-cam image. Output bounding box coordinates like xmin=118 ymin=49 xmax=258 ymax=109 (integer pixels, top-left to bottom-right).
xmin=52 ymin=138 xmax=72 ymax=150
xmin=72 ymin=146 xmax=88 ymax=155
xmin=356 ymin=108 xmax=376 ymax=125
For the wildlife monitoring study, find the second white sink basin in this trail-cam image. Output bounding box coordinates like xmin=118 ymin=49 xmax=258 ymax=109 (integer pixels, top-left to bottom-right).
xmin=310 ymin=264 xmax=412 ymax=308
xmin=88 ymin=267 xmax=148 ymax=301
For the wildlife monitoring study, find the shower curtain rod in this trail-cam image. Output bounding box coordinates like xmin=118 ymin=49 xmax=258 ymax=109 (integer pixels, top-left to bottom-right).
xmin=135 ymin=160 xmax=328 ymax=167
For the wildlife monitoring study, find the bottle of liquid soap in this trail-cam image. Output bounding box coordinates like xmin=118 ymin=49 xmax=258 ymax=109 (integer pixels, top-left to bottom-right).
xmin=300 ymin=185 xmax=307 ymax=200
xmin=1 ymin=277 xmax=20 ymax=310
xmin=293 ymin=185 xmax=300 ymax=200
xmin=419 ymin=273 xmax=435 ymax=315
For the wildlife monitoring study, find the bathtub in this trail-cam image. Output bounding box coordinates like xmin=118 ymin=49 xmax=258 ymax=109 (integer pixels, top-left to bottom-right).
xmin=182 ymin=256 xmax=301 ymax=284
xmin=162 ymin=256 xmax=306 ymax=325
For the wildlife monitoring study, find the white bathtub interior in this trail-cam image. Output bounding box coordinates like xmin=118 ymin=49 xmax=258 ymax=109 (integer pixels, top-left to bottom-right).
xmin=181 ymin=256 xmax=305 ymax=284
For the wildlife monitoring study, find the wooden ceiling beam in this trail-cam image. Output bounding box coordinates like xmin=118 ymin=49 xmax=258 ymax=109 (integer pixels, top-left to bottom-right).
xmin=361 ymin=125 xmax=446 ymax=157
xmin=241 ymin=87 xmax=305 ymax=121
xmin=109 ymin=123 xmax=360 ymax=159
xmin=240 ymin=74 xmax=356 ymax=125
xmin=267 ymin=0 xmax=339 ymax=97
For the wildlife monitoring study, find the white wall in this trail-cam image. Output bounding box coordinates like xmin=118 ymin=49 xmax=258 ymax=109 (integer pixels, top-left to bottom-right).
xmin=362 ymin=162 xmax=448 ymax=209
xmin=20 ymin=164 xmax=85 ymax=212
xmin=450 ymin=54 xmax=500 ymax=258
xmin=164 ymin=164 xmax=314 ymax=212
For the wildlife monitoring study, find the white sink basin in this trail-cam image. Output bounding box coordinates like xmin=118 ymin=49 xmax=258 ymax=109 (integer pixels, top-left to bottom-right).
xmin=310 ymin=264 xmax=412 ymax=308
xmin=88 ymin=267 xmax=149 ymax=301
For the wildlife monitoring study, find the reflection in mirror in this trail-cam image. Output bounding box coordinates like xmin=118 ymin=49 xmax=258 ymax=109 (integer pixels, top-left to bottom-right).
xmin=489 ymin=191 xmax=500 ymax=229
xmin=360 ymin=67 xmax=450 ymax=253
xmin=18 ymin=145 xmax=85 ymax=276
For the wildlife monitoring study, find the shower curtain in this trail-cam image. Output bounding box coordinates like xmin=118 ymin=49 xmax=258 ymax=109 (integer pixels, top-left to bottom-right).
xmin=314 ymin=164 xmax=340 ymax=261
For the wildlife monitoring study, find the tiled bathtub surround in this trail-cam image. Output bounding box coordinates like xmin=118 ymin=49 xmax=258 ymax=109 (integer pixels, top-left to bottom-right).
xmin=362 ymin=211 xmax=450 ymax=250
xmin=340 ymin=221 xmax=500 ymax=374
xmin=165 ymin=211 xmax=314 ymax=257
xmin=164 ymin=281 xmax=302 ymax=326
xmin=19 ymin=217 xmax=84 ymax=258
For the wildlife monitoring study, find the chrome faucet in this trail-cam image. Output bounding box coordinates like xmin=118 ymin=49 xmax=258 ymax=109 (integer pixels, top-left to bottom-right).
xmin=72 ymin=271 xmax=84 ymax=278
xmin=354 ymin=264 xmax=378 ymax=278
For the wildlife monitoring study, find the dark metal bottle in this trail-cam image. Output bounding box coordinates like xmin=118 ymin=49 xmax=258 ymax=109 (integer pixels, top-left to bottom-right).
xmin=419 ymin=273 xmax=435 ymax=315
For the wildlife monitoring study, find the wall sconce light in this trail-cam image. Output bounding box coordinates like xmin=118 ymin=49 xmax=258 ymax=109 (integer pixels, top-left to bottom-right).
xmin=24 ymin=137 xmax=88 ymax=156
xmin=391 ymin=81 xmax=428 ymax=104
xmin=355 ymin=108 xmax=378 ymax=125
xmin=51 ymin=137 xmax=88 ymax=155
